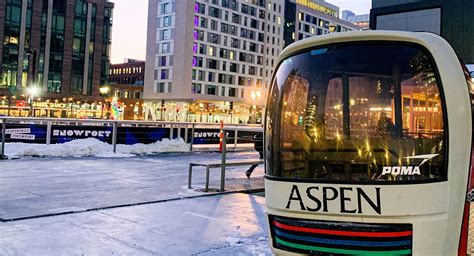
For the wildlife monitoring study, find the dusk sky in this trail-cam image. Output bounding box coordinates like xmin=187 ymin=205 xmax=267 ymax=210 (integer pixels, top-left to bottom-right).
xmin=110 ymin=0 xmax=372 ymax=64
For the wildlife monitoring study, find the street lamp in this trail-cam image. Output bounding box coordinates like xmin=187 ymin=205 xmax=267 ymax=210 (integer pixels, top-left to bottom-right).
xmin=99 ymin=86 xmax=110 ymax=119
xmin=26 ymin=85 xmax=40 ymax=117
xmin=250 ymin=90 xmax=262 ymax=124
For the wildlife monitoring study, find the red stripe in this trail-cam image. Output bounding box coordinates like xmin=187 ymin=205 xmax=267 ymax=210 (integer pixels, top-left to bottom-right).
xmin=273 ymin=221 xmax=412 ymax=238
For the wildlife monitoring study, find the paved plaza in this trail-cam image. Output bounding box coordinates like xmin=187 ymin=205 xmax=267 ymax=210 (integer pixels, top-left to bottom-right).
xmin=0 ymin=152 xmax=270 ymax=255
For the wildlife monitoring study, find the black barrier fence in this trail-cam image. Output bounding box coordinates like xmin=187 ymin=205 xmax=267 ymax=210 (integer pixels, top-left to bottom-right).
xmin=0 ymin=121 xmax=261 ymax=146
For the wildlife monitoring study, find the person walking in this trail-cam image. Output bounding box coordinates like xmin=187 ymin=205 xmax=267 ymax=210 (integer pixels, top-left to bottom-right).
xmin=246 ymin=133 xmax=263 ymax=178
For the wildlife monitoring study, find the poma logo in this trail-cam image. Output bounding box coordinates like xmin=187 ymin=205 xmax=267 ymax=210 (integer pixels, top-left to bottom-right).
xmin=382 ymin=166 xmax=421 ymax=175
xmin=382 ymin=154 xmax=439 ymax=176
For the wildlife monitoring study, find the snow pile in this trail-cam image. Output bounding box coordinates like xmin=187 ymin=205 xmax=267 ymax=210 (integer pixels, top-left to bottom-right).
xmin=118 ymin=138 xmax=190 ymax=155
xmin=225 ymin=235 xmax=272 ymax=255
xmin=4 ymin=138 xmax=190 ymax=159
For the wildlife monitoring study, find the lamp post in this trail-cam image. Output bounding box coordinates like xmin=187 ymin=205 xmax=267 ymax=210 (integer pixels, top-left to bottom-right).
xmin=99 ymin=86 xmax=110 ymax=119
xmin=25 ymin=49 xmax=38 ymax=117
xmin=250 ymin=90 xmax=261 ymax=124
xmin=26 ymin=86 xmax=40 ymax=117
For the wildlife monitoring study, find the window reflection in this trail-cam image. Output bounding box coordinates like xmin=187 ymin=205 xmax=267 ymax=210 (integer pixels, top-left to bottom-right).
xmin=266 ymin=43 xmax=446 ymax=182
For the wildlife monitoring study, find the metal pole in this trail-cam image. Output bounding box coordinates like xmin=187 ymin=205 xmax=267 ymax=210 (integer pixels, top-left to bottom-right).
xmin=184 ymin=127 xmax=188 ymax=142
xmin=46 ymin=121 xmax=52 ymax=145
xmin=1 ymin=118 xmax=6 ymax=160
xmin=170 ymin=125 xmax=174 ymax=139
xmin=220 ymin=130 xmax=227 ymax=191
xmin=190 ymin=123 xmax=195 ymax=152
xmin=112 ymin=121 xmax=117 ymax=153
xmin=234 ymin=129 xmax=238 ymax=150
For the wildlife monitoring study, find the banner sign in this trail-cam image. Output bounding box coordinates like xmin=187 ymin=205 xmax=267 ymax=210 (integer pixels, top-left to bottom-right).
xmin=0 ymin=124 xmax=46 ymax=143
xmin=1 ymin=123 xmax=261 ymax=145
xmin=5 ymin=128 xmax=31 ymax=134
xmin=10 ymin=133 xmax=36 ymax=140
xmin=51 ymin=126 xmax=114 ymax=143
xmin=189 ymin=129 xmax=232 ymax=145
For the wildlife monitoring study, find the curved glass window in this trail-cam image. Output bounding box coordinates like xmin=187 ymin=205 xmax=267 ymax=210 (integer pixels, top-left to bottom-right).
xmin=265 ymin=42 xmax=446 ymax=183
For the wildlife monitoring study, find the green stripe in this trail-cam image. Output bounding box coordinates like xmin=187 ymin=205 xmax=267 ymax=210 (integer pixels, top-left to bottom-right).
xmin=275 ymin=237 xmax=412 ymax=255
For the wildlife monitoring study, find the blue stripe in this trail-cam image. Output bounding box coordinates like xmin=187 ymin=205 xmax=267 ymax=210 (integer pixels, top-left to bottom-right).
xmin=274 ymin=229 xmax=412 ymax=247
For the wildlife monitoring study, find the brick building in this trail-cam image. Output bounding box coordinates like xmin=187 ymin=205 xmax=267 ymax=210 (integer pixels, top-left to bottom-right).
xmin=0 ymin=0 xmax=114 ymax=118
xmin=108 ymin=59 xmax=145 ymax=120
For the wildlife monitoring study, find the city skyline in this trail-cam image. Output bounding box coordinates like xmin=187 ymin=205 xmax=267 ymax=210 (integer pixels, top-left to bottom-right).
xmin=110 ymin=0 xmax=371 ymax=64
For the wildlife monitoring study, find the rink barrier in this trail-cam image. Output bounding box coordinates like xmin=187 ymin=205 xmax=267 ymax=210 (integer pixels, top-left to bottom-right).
xmin=0 ymin=117 xmax=262 ymax=158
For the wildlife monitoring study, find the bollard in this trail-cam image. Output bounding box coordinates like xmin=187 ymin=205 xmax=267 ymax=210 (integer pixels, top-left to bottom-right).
xmin=190 ymin=123 xmax=195 ymax=152
xmin=112 ymin=121 xmax=117 ymax=153
xmin=219 ymin=120 xmax=224 ymax=152
xmin=220 ymin=130 xmax=227 ymax=192
xmin=1 ymin=118 xmax=6 ymax=160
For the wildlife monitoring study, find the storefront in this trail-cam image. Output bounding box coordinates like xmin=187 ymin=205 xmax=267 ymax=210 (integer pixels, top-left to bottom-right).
xmin=0 ymin=97 xmax=104 ymax=119
xmin=143 ymin=100 xmax=263 ymax=124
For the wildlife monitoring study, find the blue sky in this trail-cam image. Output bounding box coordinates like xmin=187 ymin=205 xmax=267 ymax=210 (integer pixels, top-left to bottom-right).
xmin=110 ymin=0 xmax=372 ymax=64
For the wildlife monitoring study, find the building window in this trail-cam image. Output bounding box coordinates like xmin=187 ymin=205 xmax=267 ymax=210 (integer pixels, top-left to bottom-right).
xmin=156 ymin=82 xmax=166 ymax=93
xmin=134 ymin=91 xmax=142 ymax=99
xmin=161 ymin=29 xmax=171 ymax=40
xmin=161 ymin=69 xmax=169 ymax=79
xmin=163 ymin=16 xmax=172 ymax=27
xmin=194 ymin=29 xmax=205 ymax=41
xmin=199 ymin=44 xmax=207 ymax=54
xmin=231 ymin=38 xmax=239 ymax=48
xmin=208 ymin=59 xmax=218 ymax=69
xmin=208 ymin=72 xmax=215 ymax=82
xmin=208 ymin=33 xmax=220 ymax=44
xmin=229 ymin=87 xmax=236 ymax=97
xmin=192 ymin=83 xmax=202 ymax=94
xmin=159 ymin=56 xmax=167 ymax=66
xmin=220 ymin=48 xmax=228 ymax=58
xmin=232 ymin=13 xmax=240 ymax=24
xmin=198 ymin=70 xmax=205 ymax=81
xmin=124 ymin=90 xmax=130 ymax=99
xmin=161 ymin=43 xmax=170 ymax=53
xmin=210 ymin=20 xmax=218 ymax=30
xmin=221 ymin=23 xmax=228 ymax=33
xmin=209 ymin=7 xmax=221 ymax=18
xmin=206 ymin=84 xmax=217 ymax=95
xmin=195 ymin=3 xmax=205 ymax=14
xmin=200 ymin=17 xmax=207 ymax=28
xmin=162 ymin=3 xmax=172 ymax=14
xmin=230 ymin=63 xmax=237 ymax=72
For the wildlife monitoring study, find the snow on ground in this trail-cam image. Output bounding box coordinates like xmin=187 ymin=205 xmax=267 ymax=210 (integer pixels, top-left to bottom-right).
xmin=3 ymin=138 xmax=190 ymax=159
xmin=0 ymin=152 xmax=270 ymax=255
xmin=0 ymin=193 xmax=272 ymax=255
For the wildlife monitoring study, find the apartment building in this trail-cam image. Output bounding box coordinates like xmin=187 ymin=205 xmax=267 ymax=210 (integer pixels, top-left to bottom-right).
xmin=144 ymin=0 xmax=284 ymax=123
